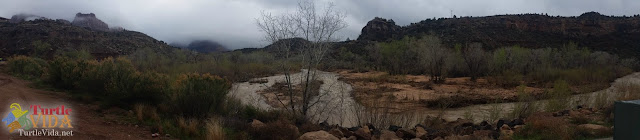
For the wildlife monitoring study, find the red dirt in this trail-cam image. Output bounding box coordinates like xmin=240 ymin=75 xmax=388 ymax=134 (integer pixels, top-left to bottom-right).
xmin=335 ymin=70 xmax=546 ymax=112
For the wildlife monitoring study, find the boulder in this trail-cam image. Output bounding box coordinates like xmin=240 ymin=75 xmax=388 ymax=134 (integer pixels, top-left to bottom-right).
xmin=510 ymin=118 xmax=524 ymax=126
xmin=299 ymin=131 xmax=340 ymax=140
xmin=500 ymin=130 xmax=514 ymax=138
xmin=576 ymin=124 xmax=612 ymax=137
xmin=443 ymin=135 xmax=474 ymax=140
xmin=415 ymin=126 xmax=428 ymax=138
xmin=496 ymin=119 xmax=506 ymax=130
xmin=396 ymin=128 xmax=416 ymax=139
xmin=388 ymin=125 xmax=402 ymax=131
xmin=363 ymin=125 xmax=372 ymax=134
xmin=512 ymin=125 xmax=524 ymax=132
xmin=578 ymin=108 xmax=594 ymax=115
xmin=478 ymin=121 xmax=493 ymax=130
xmin=340 ymin=127 xmax=356 ymax=138
xmin=500 ymin=124 xmax=511 ymax=131
xmin=366 ymin=123 xmax=377 ymax=131
xmin=250 ymin=119 xmax=265 ymax=129
xmin=379 ymin=130 xmax=401 ymax=140
xmin=355 ymin=128 xmax=372 ymax=140
xmin=328 ymin=128 xmax=344 ymax=138
xmin=568 ymin=110 xmax=583 ymax=117
xmin=473 ymin=130 xmax=498 ymax=139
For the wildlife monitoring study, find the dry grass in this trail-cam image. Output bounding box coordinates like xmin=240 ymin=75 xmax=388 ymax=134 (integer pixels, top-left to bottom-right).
xmin=484 ymin=99 xmax=502 ymax=123
xmin=134 ymin=104 xmax=160 ymax=121
xmin=134 ymin=104 xmax=145 ymax=121
xmin=615 ymin=80 xmax=640 ymax=101
xmin=205 ymin=118 xmax=226 ymax=140
xmin=149 ymin=107 xmax=160 ymax=121
xmin=352 ymin=101 xmax=425 ymax=129
xmin=515 ymin=113 xmax=576 ymax=140
xmin=177 ymin=117 xmax=200 ymax=136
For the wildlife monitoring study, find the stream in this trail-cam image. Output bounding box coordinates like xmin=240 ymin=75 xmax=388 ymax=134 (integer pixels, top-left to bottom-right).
xmin=229 ymin=70 xmax=640 ymax=127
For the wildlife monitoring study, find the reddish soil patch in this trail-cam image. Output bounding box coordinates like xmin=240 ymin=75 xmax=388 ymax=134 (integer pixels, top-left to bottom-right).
xmin=335 ymin=70 xmax=546 ymax=112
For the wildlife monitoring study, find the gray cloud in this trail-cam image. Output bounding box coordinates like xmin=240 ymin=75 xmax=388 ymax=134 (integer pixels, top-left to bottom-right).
xmin=1 ymin=0 xmax=639 ymax=49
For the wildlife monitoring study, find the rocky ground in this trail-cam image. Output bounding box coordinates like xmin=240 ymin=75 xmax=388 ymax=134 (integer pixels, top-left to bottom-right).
xmin=292 ymin=106 xmax=613 ymax=140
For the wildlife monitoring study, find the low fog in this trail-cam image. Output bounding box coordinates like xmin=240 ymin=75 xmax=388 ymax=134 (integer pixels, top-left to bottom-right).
xmin=1 ymin=0 xmax=638 ymax=49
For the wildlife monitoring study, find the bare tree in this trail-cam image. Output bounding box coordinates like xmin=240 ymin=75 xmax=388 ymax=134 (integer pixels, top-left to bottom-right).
xmin=417 ymin=36 xmax=449 ymax=83
xmin=256 ymin=0 xmax=347 ymax=120
xmin=462 ymin=43 xmax=487 ymax=81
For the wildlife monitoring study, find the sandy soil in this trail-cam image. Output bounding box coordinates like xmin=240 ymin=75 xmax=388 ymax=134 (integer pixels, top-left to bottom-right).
xmin=229 ymin=69 xmax=361 ymax=126
xmin=336 ymin=70 xmax=546 ymax=112
xmin=0 ymin=66 xmax=155 ymax=139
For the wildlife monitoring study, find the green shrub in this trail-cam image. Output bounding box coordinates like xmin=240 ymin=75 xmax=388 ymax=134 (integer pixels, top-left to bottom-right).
xmin=489 ymin=70 xmax=523 ymax=87
xmin=75 ymin=57 xmax=169 ymax=107
xmin=172 ymin=73 xmax=231 ymax=119
xmin=31 ymin=40 xmax=51 ymax=57
xmin=545 ymin=80 xmax=572 ymax=112
xmin=7 ymin=55 xmax=48 ymax=80
xmin=55 ymin=49 xmax=93 ymax=60
xmin=47 ymin=57 xmax=89 ymax=89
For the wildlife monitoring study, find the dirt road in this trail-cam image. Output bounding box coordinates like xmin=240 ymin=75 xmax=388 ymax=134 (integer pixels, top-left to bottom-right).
xmin=0 ymin=66 xmax=154 ymax=139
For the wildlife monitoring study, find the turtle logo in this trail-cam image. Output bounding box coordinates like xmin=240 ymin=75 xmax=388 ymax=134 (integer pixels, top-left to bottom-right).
xmin=2 ymin=103 xmax=32 ymax=133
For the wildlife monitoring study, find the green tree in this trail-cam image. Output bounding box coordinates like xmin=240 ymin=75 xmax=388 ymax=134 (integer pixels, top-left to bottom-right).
xmin=31 ymin=40 xmax=51 ymax=57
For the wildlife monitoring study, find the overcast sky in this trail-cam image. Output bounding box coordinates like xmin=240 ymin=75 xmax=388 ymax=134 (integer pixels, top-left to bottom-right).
xmin=1 ymin=0 xmax=639 ymax=49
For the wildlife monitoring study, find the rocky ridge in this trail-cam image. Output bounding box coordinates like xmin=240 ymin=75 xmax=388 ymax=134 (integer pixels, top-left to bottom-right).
xmin=358 ymin=12 xmax=640 ymax=58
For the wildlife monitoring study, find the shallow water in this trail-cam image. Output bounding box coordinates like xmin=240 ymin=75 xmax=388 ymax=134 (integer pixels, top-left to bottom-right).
xmin=230 ymin=70 xmax=640 ymax=127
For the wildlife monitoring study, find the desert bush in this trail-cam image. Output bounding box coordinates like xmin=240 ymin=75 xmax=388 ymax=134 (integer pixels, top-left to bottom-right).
xmin=171 ymin=73 xmax=231 ymax=119
xmin=47 ymin=56 xmax=91 ymax=89
xmin=545 ymin=80 xmax=572 ymax=112
xmin=510 ymin=84 xmax=539 ymax=118
xmin=249 ymin=119 xmax=300 ymax=140
xmin=489 ymin=70 xmax=523 ymax=87
xmin=31 ymin=40 xmax=51 ymax=57
xmin=54 ymin=49 xmax=93 ymax=60
xmin=134 ymin=104 xmax=145 ymax=121
xmin=97 ymin=57 xmax=139 ymax=103
xmin=130 ymin=72 xmax=170 ymax=105
xmin=205 ymin=118 xmax=227 ymax=140
xmin=484 ymin=98 xmax=502 ymax=123
xmin=177 ymin=117 xmax=200 ymax=137
xmin=514 ymin=114 xmax=576 ymax=140
xmin=7 ymin=55 xmax=48 ymax=79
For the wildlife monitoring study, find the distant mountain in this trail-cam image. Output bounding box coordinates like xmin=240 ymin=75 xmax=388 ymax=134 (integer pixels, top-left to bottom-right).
xmin=71 ymin=13 xmax=109 ymax=31
xmin=358 ymin=12 xmax=640 ymax=58
xmin=0 ymin=13 xmax=176 ymax=59
xmin=172 ymin=40 xmax=229 ymax=53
